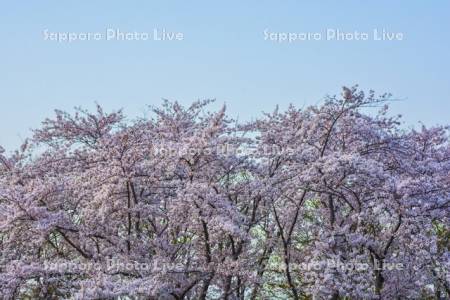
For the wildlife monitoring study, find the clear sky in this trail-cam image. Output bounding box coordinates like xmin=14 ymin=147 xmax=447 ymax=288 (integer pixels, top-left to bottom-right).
xmin=1 ymin=1 xmax=449 ymax=151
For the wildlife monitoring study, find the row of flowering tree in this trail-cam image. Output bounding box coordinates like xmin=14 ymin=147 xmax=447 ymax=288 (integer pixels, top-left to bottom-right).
xmin=0 ymin=87 xmax=449 ymax=299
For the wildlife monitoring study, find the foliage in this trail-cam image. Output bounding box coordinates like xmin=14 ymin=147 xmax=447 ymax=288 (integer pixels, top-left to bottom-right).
xmin=0 ymin=88 xmax=449 ymax=299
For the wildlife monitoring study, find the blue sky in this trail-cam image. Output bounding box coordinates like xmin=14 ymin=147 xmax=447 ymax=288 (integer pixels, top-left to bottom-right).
xmin=1 ymin=1 xmax=449 ymax=151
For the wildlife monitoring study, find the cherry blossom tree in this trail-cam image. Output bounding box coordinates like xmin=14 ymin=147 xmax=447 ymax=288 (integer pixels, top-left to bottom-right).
xmin=0 ymin=87 xmax=449 ymax=299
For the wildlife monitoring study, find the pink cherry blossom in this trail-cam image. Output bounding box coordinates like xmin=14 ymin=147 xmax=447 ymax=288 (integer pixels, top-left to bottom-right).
xmin=1 ymin=88 xmax=449 ymax=299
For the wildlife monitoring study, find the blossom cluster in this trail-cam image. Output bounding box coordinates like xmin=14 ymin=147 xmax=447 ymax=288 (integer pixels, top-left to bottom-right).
xmin=0 ymin=89 xmax=449 ymax=299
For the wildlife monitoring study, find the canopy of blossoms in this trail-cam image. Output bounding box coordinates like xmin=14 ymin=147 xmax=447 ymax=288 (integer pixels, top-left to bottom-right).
xmin=1 ymin=87 xmax=449 ymax=299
